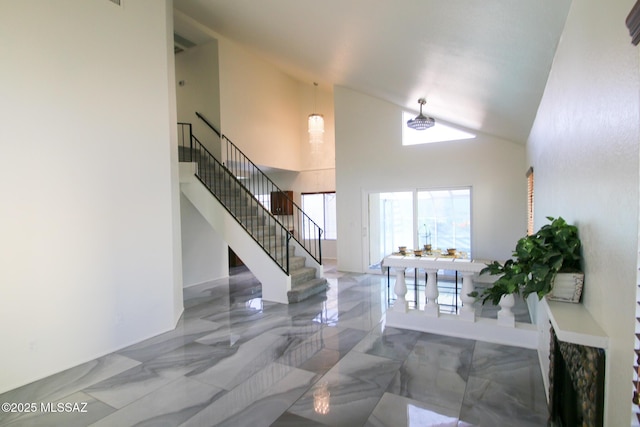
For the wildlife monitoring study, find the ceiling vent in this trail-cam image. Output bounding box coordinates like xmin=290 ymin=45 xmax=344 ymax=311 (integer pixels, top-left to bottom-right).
xmin=174 ymin=33 xmax=196 ymax=54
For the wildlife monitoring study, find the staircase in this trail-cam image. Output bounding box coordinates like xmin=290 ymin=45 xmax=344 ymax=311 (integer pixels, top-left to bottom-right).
xmin=178 ymin=121 xmax=327 ymax=304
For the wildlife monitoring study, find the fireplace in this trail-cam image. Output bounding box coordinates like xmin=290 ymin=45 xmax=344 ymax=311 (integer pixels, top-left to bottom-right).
xmin=549 ymin=327 xmax=605 ymax=426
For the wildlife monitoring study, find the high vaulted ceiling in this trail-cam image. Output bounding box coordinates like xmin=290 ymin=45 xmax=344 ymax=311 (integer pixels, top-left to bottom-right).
xmin=173 ymin=0 xmax=572 ymax=144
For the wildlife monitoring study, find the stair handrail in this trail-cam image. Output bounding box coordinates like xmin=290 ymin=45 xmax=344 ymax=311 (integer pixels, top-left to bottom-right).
xmin=179 ymin=122 xmax=292 ymax=274
xmin=195 ymin=112 xmax=323 ymax=265
xmin=195 ymin=112 xmax=221 ymax=138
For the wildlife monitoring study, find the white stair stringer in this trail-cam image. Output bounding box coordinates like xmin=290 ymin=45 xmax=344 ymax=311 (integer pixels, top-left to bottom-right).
xmin=179 ymin=163 xmax=291 ymax=304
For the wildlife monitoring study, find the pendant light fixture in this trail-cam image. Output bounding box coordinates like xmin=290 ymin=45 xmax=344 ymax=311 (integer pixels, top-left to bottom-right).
xmin=407 ymin=98 xmax=435 ymax=130
xmin=308 ymin=82 xmax=324 ymax=144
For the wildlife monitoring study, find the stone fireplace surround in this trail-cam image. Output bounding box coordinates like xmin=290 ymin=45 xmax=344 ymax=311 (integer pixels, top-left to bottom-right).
xmin=539 ymin=299 xmax=608 ymax=427
xmin=549 ymin=327 xmax=605 ymax=426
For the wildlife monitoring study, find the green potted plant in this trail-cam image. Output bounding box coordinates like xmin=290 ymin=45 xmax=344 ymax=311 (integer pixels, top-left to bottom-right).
xmin=475 ymin=216 xmax=584 ymax=305
xmin=475 ymin=258 xmax=527 ymax=305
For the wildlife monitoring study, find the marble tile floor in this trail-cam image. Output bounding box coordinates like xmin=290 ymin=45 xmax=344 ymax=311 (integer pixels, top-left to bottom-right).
xmin=0 ymin=262 xmax=547 ymax=426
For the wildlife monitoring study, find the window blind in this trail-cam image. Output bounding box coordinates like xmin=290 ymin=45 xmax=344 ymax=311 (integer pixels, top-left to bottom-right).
xmin=526 ymin=167 xmax=534 ymax=236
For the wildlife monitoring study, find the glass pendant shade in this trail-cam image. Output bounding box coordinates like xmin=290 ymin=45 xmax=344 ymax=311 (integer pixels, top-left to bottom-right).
xmin=308 ymin=82 xmax=324 ymax=145
xmin=407 ymin=98 xmax=435 ymax=130
xmin=308 ymin=113 xmax=324 ymax=144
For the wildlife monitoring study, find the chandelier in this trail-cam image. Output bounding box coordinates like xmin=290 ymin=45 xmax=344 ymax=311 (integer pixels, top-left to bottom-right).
xmin=308 ymin=82 xmax=324 ymax=144
xmin=407 ymin=98 xmax=435 ymax=130
xmin=313 ymin=382 xmax=330 ymax=414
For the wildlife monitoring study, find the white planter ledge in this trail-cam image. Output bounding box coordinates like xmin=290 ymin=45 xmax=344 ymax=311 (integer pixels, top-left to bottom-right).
xmin=542 ymin=297 xmax=608 ymax=349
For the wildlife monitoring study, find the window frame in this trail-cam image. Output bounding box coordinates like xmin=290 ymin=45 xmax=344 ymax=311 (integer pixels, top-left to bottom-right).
xmin=366 ymin=186 xmax=472 ymax=271
xmin=301 ymin=191 xmax=337 ymax=240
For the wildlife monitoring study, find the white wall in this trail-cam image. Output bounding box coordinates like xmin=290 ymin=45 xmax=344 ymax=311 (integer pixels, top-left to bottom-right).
xmin=0 ymin=0 xmax=182 ymax=393
xmin=175 ymin=39 xmax=229 ymax=283
xmin=527 ymin=0 xmax=640 ymax=424
xmin=180 ymin=194 xmax=228 ymax=286
xmin=175 ymin=40 xmax=222 ymax=157
xmin=335 ymin=87 xmax=527 ymax=273
xmin=165 ymin=0 xmax=184 ymax=330
xmin=218 ymin=38 xmax=301 ymax=171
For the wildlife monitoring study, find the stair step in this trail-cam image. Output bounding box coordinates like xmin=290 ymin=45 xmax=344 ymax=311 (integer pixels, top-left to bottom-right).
xmin=227 ymin=206 xmax=259 ymax=218
xmin=235 ymin=212 xmax=263 ymax=219
xmin=269 ymin=244 xmax=296 ymax=259
xmin=254 ymin=235 xmax=287 ymax=249
xmin=183 ymin=156 xmax=327 ymax=305
xmin=236 ymin=215 xmax=266 ymax=226
xmin=287 ymin=277 xmax=328 ymax=303
xmin=288 ymin=256 xmax=306 ymax=271
xmin=290 ymin=267 xmax=317 ymax=286
xmin=252 ymin=225 xmax=277 ymax=235
xmin=248 ymin=228 xmax=288 ymax=242
xmin=218 ymin=195 xmax=252 ymax=206
xmin=256 ymin=239 xmax=296 ymax=249
xmin=217 ymin=195 xmax=248 ymax=204
xmin=214 ymin=186 xmax=243 ymax=193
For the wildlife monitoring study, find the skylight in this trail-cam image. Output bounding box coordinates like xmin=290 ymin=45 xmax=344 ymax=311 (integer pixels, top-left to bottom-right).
xmin=402 ymin=111 xmax=476 ymax=146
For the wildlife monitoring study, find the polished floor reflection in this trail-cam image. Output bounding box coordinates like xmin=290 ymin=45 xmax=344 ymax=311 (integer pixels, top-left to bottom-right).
xmin=0 ymin=263 xmax=547 ymax=426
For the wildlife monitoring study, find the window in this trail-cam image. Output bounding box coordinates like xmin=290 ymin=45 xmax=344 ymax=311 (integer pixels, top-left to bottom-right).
xmin=255 ymin=194 xmax=271 ymax=212
xmin=368 ymin=188 xmax=471 ymax=269
xmin=417 ymin=188 xmax=471 ymax=254
xmin=402 ymin=112 xmax=475 ymax=146
xmin=302 ymin=192 xmax=336 ymax=240
xmin=370 ymin=192 xmax=414 ymax=264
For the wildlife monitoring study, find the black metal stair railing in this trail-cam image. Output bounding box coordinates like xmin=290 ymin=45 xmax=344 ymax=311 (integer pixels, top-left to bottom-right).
xmin=194 ymin=112 xmax=323 ymax=265
xmin=178 ymin=122 xmax=292 ymax=274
